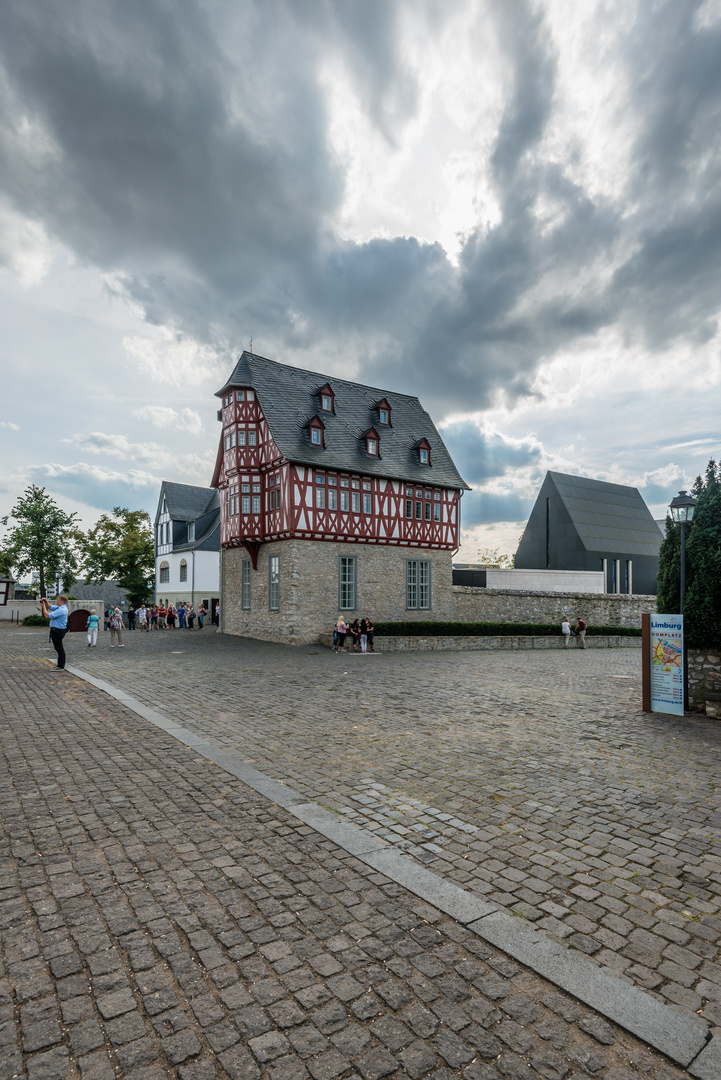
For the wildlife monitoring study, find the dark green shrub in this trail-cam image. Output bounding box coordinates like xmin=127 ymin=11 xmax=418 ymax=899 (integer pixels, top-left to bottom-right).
xmin=373 ymin=621 xmax=641 ymax=638
xmin=22 ymin=614 xmax=48 ymax=626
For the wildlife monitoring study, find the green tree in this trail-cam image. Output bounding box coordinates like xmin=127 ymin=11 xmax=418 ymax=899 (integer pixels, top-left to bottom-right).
xmin=80 ymin=507 xmax=155 ymax=607
xmin=0 ymin=485 xmax=80 ymax=597
xmin=476 ymin=547 xmax=515 ymax=568
xmin=684 ymin=461 xmax=721 ymax=648
xmin=658 ymin=461 xmax=721 ymax=648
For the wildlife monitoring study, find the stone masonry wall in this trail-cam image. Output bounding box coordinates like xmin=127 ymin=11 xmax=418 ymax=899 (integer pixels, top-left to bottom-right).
xmin=222 ymin=541 xmax=455 ymax=645
xmin=688 ymin=646 xmax=721 ymax=717
xmin=451 ymin=586 xmax=653 ymax=628
xmin=320 ymin=633 xmax=641 ymax=652
xmin=222 ymin=542 xmax=654 ymax=645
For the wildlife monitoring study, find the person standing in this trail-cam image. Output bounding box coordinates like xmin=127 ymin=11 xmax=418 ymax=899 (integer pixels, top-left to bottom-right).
xmin=167 ymin=604 xmax=176 ymax=629
xmin=158 ymin=603 xmax=167 ymax=629
xmin=561 ymin=616 xmax=571 ymax=648
xmin=366 ymin=616 xmax=375 ymax=652
xmin=214 ymin=601 xmax=220 ymax=626
xmin=137 ymin=604 xmax=148 ymax=631
xmin=359 ymin=618 xmax=368 ymax=653
xmin=187 ymin=605 xmax=195 ymax=630
xmin=335 ymin=617 xmax=347 ymax=652
xmin=574 ymin=617 xmax=587 ymax=649
xmin=109 ymin=607 xmax=125 ymax=648
xmin=41 ymin=595 xmax=69 ymax=670
xmin=197 ymin=604 xmax=206 ymax=629
xmin=178 ymin=603 xmax=186 ymax=629
xmin=86 ymin=609 xmax=99 ymax=647
xmin=128 ymin=605 xmax=136 ymax=630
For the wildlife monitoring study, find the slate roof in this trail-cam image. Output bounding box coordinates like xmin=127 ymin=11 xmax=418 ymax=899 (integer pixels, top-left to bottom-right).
xmin=217 ymin=352 xmax=469 ymax=490
xmin=157 ymin=482 xmax=219 ymax=523
xmin=69 ymin=580 xmax=129 ymax=608
xmin=173 ymin=519 xmax=221 ymax=554
xmin=549 ymin=472 xmax=662 ymax=557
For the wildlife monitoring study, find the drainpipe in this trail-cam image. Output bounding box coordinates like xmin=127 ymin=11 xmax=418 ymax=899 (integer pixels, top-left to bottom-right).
xmin=192 ymin=548 xmax=196 ymax=609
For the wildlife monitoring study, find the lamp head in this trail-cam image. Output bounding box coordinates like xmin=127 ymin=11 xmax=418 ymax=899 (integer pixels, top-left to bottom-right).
xmin=669 ymin=490 xmax=696 ymax=524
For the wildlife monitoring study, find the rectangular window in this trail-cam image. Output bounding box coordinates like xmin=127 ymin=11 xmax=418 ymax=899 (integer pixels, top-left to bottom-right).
xmin=180 ymin=562 xmax=187 ymax=582
xmin=238 ymin=429 xmax=246 ymax=446
xmin=424 ymin=501 xmax=431 ymax=520
xmin=236 ymin=389 xmax=245 ymax=402
xmin=275 ymin=487 xmax=281 ymax=510
xmin=269 ymin=556 xmax=280 ymax=610
xmin=311 ymin=427 xmax=322 ymax=445
xmin=340 ymin=477 xmax=349 ymax=488
xmin=420 ymin=448 xmax=429 ymax=464
xmin=380 ymin=409 xmax=389 ymax=425
xmin=316 ymin=487 xmax=326 ymax=509
xmin=415 ymin=501 xmax=422 ymax=520
xmin=406 ymin=499 xmax=413 ymax=519
xmin=160 ymin=565 xmax=169 ymax=583
xmin=433 ymin=503 xmax=441 ymax=521
xmin=230 ymin=429 xmax=236 ymax=449
xmin=340 ymin=490 xmax=349 ymax=512
xmin=352 ymin=491 xmax=360 ymax=513
xmin=339 ymin=556 xmax=356 ymax=610
xmin=224 ymin=432 xmax=231 ymax=451
xmin=407 ymin=560 xmax=431 ymax=610
xmin=246 ymin=389 xmax=254 ymax=401
xmin=328 ymin=488 xmax=338 ymax=511
xmin=248 ymin=429 xmax=257 ymax=447
xmin=242 ymin=495 xmax=251 ymax=514
xmin=363 ymin=493 xmax=371 ymax=514
xmin=188 ymin=522 xmax=195 ymax=542
xmin=316 ymin=473 xmax=325 ymax=484
xmin=367 ymin=438 xmax=377 ymax=455
xmin=241 ymin=558 xmax=251 ymax=609
xmin=351 ymin=479 xmax=360 ymax=489
xmin=322 ymin=394 xmax=332 ymax=412
xmin=252 ymin=495 xmax=261 ymax=514
xmin=328 ymin=475 xmax=337 ymax=485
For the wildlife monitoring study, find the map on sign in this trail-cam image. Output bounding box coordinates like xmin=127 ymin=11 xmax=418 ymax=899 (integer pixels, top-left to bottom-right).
xmin=649 ymin=614 xmax=684 ymax=716
xmin=652 ymin=637 xmax=683 ymax=668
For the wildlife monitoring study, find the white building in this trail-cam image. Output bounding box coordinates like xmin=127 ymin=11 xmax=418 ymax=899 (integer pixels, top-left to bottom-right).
xmin=154 ymin=482 xmax=220 ymax=612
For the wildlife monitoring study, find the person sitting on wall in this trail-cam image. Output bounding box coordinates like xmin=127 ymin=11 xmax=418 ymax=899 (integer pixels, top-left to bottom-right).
xmin=561 ymin=616 xmax=571 ymax=648
xmin=350 ymin=619 xmax=361 ymax=651
xmin=366 ymin=616 xmax=375 ymax=652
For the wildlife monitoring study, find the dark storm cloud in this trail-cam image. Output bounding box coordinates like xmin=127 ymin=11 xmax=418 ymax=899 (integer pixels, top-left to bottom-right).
xmin=441 ymin=421 xmax=540 ymax=486
xmin=0 ymin=0 xmax=720 ymax=415
xmin=460 ymin=489 xmax=533 ymax=528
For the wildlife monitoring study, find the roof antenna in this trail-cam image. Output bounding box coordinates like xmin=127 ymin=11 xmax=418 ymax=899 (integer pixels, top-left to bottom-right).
xmin=249 ymin=338 xmax=253 ymax=354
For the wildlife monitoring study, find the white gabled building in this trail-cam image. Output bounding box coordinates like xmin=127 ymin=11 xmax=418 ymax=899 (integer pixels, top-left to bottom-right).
xmin=154 ymin=482 xmax=220 ymax=611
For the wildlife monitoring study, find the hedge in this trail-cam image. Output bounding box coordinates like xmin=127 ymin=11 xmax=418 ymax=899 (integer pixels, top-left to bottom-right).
xmin=373 ymin=621 xmax=642 ymax=638
xmin=22 ymin=614 xmax=48 ymax=626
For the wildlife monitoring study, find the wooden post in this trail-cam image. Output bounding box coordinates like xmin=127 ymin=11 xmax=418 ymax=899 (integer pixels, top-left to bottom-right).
xmin=642 ymin=612 xmax=651 ymax=712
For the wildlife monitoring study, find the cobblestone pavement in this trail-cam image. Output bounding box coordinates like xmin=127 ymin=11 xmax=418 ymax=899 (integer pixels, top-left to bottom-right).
xmin=0 ymin=655 xmax=700 ymax=1080
xmin=2 ymin=627 xmax=721 ymax=1034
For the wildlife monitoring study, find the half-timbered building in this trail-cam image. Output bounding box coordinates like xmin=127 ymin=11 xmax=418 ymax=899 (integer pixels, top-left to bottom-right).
xmin=212 ymin=352 xmax=468 ymax=643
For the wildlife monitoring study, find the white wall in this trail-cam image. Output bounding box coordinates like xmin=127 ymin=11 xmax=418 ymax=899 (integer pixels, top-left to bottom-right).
xmin=156 ymin=549 xmax=219 ymax=603
xmin=0 ymin=599 xmax=105 ymax=622
xmin=485 ymin=569 xmax=606 ymax=593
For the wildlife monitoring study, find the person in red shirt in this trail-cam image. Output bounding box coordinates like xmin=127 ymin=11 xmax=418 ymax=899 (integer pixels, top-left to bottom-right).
xmin=574 ymin=617 xmax=587 ymax=649
xmin=158 ymin=604 xmax=167 ymax=629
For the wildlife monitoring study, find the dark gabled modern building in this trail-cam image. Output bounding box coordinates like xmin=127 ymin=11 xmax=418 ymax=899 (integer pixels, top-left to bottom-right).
xmin=515 ymin=471 xmax=661 ymax=595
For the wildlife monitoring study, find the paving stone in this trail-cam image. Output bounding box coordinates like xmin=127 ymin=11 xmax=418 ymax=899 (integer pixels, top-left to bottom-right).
xmin=0 ymin=644 xmax=713 ymax=1080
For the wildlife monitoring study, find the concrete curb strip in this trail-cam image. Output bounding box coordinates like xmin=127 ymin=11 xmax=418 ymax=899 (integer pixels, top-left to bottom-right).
xmin=65 ymin=664 xmax=713 ymax=1071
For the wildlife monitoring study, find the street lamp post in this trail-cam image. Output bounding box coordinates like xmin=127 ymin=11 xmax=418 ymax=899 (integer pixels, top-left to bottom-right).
xmin=669 ymin=490 xmax=697 ymax=711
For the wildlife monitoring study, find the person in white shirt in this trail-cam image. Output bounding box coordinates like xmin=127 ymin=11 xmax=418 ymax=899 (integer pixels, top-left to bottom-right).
xmin=561 ymin=616 xmax=571 ymax=648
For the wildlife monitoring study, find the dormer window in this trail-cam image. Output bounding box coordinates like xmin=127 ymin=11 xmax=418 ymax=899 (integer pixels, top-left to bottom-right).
xmin=188 ymin=522 xmax=196 ymax=542
xmin=377 ymin=399 xmax=391 ymax=426
xmin=309 ymin=416 xmax=325 ymax=448
xmin=418 ymin=438 xmax=432 ymax=466
xmin=365 ymin=427 xmax=380 ymax=457
xmin=319 ymin=384 xmax=335 ymax=413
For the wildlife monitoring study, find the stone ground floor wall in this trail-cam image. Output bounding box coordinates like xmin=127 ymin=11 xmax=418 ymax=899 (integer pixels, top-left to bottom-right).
xmin=451 ymin=586 xmax=653 ymax=628
xmin=222 ymin=541 xmax=455 ymax=644
xmin=320 ymin=633 xmax=641 ymax=651
xmin=221 ymin=540 xmax=655 ymax=645
xmin=688 ymin=646 xmax=721 ymax=717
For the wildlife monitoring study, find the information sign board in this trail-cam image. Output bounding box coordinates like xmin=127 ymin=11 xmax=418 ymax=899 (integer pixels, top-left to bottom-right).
xmin=649 ymin=614 xmax=684 ymax=715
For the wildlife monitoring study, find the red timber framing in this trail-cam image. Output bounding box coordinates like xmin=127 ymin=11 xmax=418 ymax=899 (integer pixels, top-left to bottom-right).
xmin=213 ymin=387 xmax=461 ymax=552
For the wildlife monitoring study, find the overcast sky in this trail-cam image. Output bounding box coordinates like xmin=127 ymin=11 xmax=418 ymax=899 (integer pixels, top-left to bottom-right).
xmin=1 ymin=0 xmax=720 ymax=563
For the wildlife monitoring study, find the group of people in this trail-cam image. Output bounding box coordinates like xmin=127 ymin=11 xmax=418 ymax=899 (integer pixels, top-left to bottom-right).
xmin=334 ymin=616 xmax=375 ymax=653
xmin=126 ymin=602 xmax=207 ymax=631
xmin=561 ymin=616 xmax=587 ymax=648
